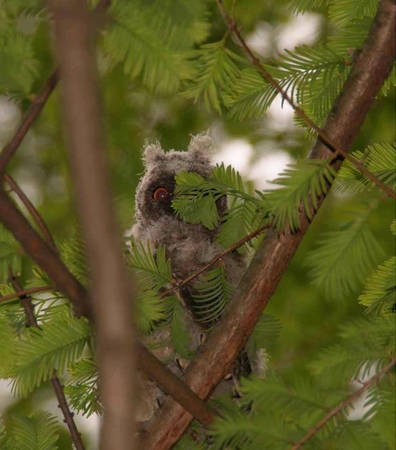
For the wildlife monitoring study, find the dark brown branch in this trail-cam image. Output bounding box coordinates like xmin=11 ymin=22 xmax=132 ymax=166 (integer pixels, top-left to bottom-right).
xmin=161 ymin=222 xmax=271 ymax=299
xmin=0 ymin=285 xmax=55 ymax=304
xmin=291 ymin=357 xmax=396 ymax=449
xmin=4 ymin=174 xmax=57 ymax=250
xmin=0 ymin=189 xmax=91 ymax=318
xmin=0 ymin=189 xmax=218 ymax=428
xmin=217 ymin=0 xmax=396 ymax=200
xmin=136 ymin=342 xmax=216 ymax=427
xmin=48 ymin=1 xmax=137 ymax=448
xmin=10 ymin=276 xmax=86 ymax=450
xmin=141 ymin=1 xmax=396 ymax=448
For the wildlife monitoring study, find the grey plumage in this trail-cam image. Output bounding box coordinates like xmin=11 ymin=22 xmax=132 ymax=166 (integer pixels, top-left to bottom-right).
xmin=131 ymin=133 xmax=248 ymax=423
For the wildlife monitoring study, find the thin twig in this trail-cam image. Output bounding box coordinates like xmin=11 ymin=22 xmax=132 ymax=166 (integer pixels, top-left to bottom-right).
xmin=216 ymin=0 xmax=396 ymax=200
xmin=0 ymin=285 xmax=55 ymax=303
xmin=0 ymin=71 xmax=59 ymax=175
xmin=9 ymin=275 xmax=86 ymax=450
xmin=4 ymin=173 xmax=57 ymax=250
xmin=291 ymin=357 xmax=396 ymax=450
xmin=0 ymin=0 xmax=112 ymax=175
xmin=160 ymin=222 xmax=271 ymax=298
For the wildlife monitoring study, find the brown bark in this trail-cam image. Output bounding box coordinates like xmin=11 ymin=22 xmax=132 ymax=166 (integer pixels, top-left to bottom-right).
xmin=141 ymin=1 xmax=396 ymax=448
xmin=47 ymin=0 xmax=136 ymax=448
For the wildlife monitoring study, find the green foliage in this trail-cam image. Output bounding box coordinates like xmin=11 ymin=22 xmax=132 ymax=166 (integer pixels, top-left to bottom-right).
xmin=173 ymin=164 xmax=269 ymax=252
xmin=3 ymin=410 xmax=59 ymax=450
xmin=173 ymin=170 xmax=222 ymax=230
xmin=311 ymin=316 xmax=395 ymax=387
xmin=65 ymin=358 xmax=102 ymax=417
xmin=102 ymin=0 xmax=207 ymax=93
xmin=192 ymin=265 xmax=235 ymax=324
xmin=183 ymin=37 xmax=244 ymax=112
xmin=0 ymin=26 xmax=40 ymax=97
xmin=337 ymin=143 xmax=396 ymax=194
xmin=359 ymin=256 xmax=396 ymax=314
xmin=126 ymin=238 xmax=172 ymax=331
xmin=328 ymin=0 xmax=378 ymax=27
xmin=10 ymin=315 xmax=92 ymax=397
xmin=266 ymin=159 xmax=337 ymax=232
xmin=169 ymin=299 xmax=194 ymax=359
xmin=305 ymin=206 xmax=384 ymax=301
xmin=0 ymin=226 xmax=22 ymax=282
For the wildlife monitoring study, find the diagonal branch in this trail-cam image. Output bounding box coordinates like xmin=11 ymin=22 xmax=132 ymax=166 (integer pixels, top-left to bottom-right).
xmin=141 ymin=1 xmax=396 ymax=448
xmin=291 ymin=357 xmax=396 ymax=449
xmin=4 ymin=173 xmax=57 ymax=250
xmin=0 ymin=189 xmax=216 ymax=427
xmin=216 ymin=0 xmax=396 ymax=200
xmin=9 ymin=275 xmax=86 ymax=450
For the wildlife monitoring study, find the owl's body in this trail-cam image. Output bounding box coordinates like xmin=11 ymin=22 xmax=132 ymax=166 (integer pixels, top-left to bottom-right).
xmin=131 ymin=134 xmax=247 ymax=423
xmin=131 ymin=134 xmax=246 ymax=317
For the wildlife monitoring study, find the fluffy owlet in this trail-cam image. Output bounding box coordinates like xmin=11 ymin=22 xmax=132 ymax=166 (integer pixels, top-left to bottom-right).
xmin=131 ymin=133 xmax=247 ymax=422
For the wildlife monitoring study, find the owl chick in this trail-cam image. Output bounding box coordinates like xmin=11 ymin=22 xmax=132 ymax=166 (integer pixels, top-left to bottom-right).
xmin=131 ymin=133 xmax=248 ymax=423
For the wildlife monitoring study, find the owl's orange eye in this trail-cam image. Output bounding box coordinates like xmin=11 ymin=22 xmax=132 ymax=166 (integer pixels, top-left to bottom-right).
xmin=153 ymin=187 xmax=170 ymax=201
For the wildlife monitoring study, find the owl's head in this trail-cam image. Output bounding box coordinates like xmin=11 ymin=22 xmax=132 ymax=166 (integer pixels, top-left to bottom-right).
xmin=135 ymin=133 xmax=218 ymax=223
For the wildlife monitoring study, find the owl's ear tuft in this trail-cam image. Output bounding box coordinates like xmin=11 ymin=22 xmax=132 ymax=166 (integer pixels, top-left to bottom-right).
xmin=187 ymin=133 xmax=214 ymax=160
xmin=143 ymin=143 xmax=165 ymax=167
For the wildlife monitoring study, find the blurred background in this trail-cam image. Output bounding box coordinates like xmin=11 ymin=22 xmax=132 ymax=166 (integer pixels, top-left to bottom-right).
xmin=0 ymin=0 xmax=394 ymax=448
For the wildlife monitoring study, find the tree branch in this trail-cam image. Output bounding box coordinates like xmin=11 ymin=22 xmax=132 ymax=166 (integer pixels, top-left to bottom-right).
xmin=0 ymin=0 xmax=111 ymax=176
xmin=0 ymin=71 xmax=59 ymax=175
xmin=217 ymin=0 xmax=396 ymax=200
xmin=291 ymin=357 xmax=396 ymax=449
xmin=141 ymin=1 xmax=396 ymax=448
xmin=4 ymin=174 xmax=57 ymax=250
xmin=47 ymin=0 xmax=138 ymax=447
xmin=0 ymin=285 xmax=55 ymax=304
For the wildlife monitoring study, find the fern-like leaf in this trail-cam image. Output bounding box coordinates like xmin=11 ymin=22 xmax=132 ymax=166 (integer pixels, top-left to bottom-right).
xmin=103 ymin=0 xmax=193 ymax=93
xmin=5 ymin=410 xmax=59 ymax=450
xmin=11 ymin=316 xmax=92 ymax=397
xmin=192 ymin=266 xmax=234 ymax=323
xmin=266 ymin=159 xmax=336 ymax=232
xmin=329 ymin=0 xmax=378 ymax=28
xmin=359 ymin=257 xmax=396 ymax=315
xmin=305 ymin=208 xmax=384 ymax=301
xmin=182 ymin=38 xmax=244 ymax=112
xmin=336 ymin=143 xmax=396 ymax=194
xmin=65 ymin=358 xmax=102 ymax=417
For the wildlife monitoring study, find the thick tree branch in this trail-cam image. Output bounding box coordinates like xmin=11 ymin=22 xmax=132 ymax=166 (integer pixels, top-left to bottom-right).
xmin=47 ymin=1 xmax=137 ymax=448
xmin=141 ymin=1 xmax=396 ymax=448
xmin=291 ymin=357 xmax=396 ymax=449
xmin=217 ymin=0 xmax=396 ymax=199
xmin=0 ymin=189 xmax=91 ymax=318
xmin=9 ymin=276 xmax=86 ymax=450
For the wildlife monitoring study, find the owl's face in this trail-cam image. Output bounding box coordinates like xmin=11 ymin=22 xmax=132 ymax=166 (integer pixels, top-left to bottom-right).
xmin=135 ymin=134 xmax=221 ymax=224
